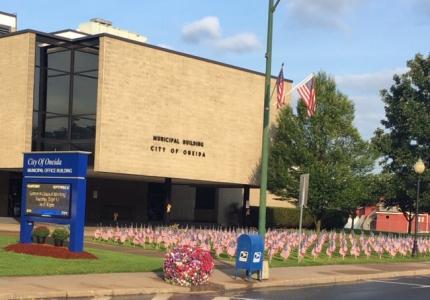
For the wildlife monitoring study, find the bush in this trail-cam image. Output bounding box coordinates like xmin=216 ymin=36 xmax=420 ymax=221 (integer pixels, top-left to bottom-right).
xmin=163 ymin=245 xmax=214 ymax=287
xmin=249 ymin=207 xmax=314 ymax=229
xmin=321 ymin=209 xmax=349 ymax=230
xmin=32 ymin=226 xmax=50 ymax=238
xmin=51 ymin=228 xmax=70 ymax=241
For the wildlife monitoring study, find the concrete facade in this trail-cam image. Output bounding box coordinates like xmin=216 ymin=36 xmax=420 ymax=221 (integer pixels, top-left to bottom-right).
xmin=0 ymin=33 xmax=35 ymax=168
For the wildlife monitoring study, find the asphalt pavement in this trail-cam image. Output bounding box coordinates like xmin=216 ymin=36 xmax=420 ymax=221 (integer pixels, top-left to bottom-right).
xmin=105 ymin=276 xmax=430 ymax=300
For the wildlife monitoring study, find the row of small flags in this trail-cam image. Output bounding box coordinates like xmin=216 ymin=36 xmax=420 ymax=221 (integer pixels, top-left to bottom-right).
xmin=276 ymin=64 xmax=316 ymax=117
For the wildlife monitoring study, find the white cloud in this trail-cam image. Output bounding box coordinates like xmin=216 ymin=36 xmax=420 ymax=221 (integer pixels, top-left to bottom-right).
xmin=214 ymin=33 xmax=261 ymax=53
xmin=181 ymin=16 xmax=221 ymax=43
xmin=335 ymin=68 xmax=408 ymax=93
xmin=334 ymin=68 xmax=409 ymax=140
xmin=286 ymin=0 xmax=363 ymax=30
xmin=181 ymin=16 xmax=261 ymax=54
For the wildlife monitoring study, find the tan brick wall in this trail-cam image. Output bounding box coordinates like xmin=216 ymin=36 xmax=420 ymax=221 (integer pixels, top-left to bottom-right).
xmin=95 ymin=36 xmax=291 ymax=185
xmin=0 ymin=33 xmax=35 ymax=168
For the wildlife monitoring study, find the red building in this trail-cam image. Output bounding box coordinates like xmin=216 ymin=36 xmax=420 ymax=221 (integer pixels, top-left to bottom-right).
xmin=355 ymin=204 xmax=430 ymax=233
xmin=376 ymin=211 xmax=430 ymax=233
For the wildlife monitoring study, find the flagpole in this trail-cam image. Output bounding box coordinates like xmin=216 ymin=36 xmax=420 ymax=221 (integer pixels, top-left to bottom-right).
xmin=258 ymin=0 xmax=280 ymax=236
xmin=283 ymin=73 xmax=314 ymax=98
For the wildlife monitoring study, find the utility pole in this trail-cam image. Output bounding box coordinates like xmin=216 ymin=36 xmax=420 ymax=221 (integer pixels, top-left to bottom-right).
xmin=258 ymin=0 xmax=282 ymax=236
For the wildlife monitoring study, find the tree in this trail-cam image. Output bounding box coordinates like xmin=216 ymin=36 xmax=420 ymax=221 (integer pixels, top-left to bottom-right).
xmin=268 ymin=72 xmax=375 ymax=233
xmin=372 ymin=53 xmax=430 ymax=233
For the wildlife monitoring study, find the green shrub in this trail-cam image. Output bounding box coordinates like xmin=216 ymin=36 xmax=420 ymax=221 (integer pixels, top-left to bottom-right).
xmin=249 ymin=207 xmax=314 ymax=229
xmin=32 ymin=226 xmax=50 ymax=238
xmin=51 ymin=228 xmax=70 ymax=241
xmin=321 ymin=209 xmax=349 ymax=230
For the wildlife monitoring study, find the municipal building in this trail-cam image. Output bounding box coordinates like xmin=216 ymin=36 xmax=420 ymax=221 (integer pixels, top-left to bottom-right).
xmin=0 ymin=12 xmax=293 ymax=226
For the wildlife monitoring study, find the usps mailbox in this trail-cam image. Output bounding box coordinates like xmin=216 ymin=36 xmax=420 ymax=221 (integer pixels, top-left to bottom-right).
xmin=235 ymin=234 xmax=264 ymax=280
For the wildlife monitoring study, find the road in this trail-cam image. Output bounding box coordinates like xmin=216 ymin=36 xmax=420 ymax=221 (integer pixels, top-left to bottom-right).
xmin=101 ymin=276 xmax=430 ymax=300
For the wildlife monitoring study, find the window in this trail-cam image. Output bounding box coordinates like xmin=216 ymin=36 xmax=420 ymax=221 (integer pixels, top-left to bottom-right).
xmin=195 ymin=187 xmax=216 ymax=210
xmin=32 ymin=36 xmax=99 ymax=164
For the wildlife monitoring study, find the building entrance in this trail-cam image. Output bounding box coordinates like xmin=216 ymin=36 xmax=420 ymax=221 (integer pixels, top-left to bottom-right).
xmin=8 ymin=174 xmax=21 ymax=217
xmin=148 ymin=183 xmax=164 ymax=222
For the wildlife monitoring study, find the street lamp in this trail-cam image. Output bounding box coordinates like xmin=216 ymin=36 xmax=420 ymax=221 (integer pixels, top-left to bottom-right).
xmin=412 ymin=158 xmax=425 ymax=257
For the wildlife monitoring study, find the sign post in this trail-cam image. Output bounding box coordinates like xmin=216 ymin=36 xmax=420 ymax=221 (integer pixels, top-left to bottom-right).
xmin=298 ymin=173 xmax=309 ymax=262
xmin=20 ymin=151 xmax=90 ymax=252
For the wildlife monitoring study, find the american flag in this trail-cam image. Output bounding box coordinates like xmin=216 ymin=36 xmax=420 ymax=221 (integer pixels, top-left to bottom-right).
xmin=276 ymin=65 xmax=286 ymax=109
xmin=297 ymin=75 xmax=316 ymax=117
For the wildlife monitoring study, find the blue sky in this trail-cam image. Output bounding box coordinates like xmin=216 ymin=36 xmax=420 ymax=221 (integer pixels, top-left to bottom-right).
xmin=2 ymin=0 xmax=430 ymax=140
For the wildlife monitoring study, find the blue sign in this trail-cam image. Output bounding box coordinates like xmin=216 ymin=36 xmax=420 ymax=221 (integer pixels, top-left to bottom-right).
xmin=235 ymin=234 xmax=264 ymax=280
xmin=23 ymin=152 xmax=88 ymax=178
xmin=20 ymin=152 xmax=90 ymax=253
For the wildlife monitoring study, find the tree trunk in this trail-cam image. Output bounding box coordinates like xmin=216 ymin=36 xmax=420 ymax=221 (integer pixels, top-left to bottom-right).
xmin=315 ymin=219 xmax=321 ymax=234
xmin=408 ymin=217 xmax=413 ymax=234
xmin=403 ymin=211 xmax=414 ymax=234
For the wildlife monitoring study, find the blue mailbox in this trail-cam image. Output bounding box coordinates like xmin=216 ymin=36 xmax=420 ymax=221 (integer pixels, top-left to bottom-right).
xmin=235 ymin=234 xmax=264 ymax=280
xmin=20 ymin=151 xmax=90 ymax=252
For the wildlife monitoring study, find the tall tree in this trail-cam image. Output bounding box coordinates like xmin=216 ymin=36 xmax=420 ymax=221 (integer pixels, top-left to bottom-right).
xmin=269 ymin=72 xmax=374 ymax=232
xmin=372 ymin=53 xmax=430 ymax=233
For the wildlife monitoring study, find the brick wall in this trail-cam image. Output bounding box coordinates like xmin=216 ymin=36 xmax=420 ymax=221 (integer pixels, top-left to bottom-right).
xmin=0 ymin=33 xmax=35 ymax=168
xmin=95 ymin=36 xmax=292 ymax=185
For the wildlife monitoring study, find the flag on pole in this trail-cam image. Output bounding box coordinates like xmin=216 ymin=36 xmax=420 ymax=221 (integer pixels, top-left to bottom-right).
xmin=276 ymin=64 xmax=286 ymax=109
xmin=297 ymin=75 xmax=316 ymax=117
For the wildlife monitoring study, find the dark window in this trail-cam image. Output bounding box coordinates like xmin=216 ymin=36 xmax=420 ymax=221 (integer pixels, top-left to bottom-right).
xmin=73 ymin=76 xmax=97 ymax=114
xmin=71 ymin=117 xmax=96 ymax=139
xmin=44 ymin=116 xmax=68 ymax=139
xmin=48 ymin=50 xmax=71 ymax=72
xmin=195 ymin=187 xmax=216 ymax=210
xmin=32 ymin=36 xmax=99 ymax=164
xmin=33 ymin=67 xmax=40 ymax=110
xmin=74 ymin=50 xmax=98 ymax=73
xmin=46 ymin=75 xmax=70 ymax=115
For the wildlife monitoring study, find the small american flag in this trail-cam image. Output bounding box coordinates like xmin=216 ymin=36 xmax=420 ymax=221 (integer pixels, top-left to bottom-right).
xmin=276 ymin=64 xmax=286 ymax=109
xmin=297 ymin=75 xmax=316 ymax=117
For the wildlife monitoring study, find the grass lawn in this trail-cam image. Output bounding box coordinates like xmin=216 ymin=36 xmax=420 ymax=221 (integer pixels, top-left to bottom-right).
xmin=268 ymin=249 xmax=430 ymax=268
xmin=0 ymin=236 xmax=163 ymax=276
xmin=90 ymin=237 xmax=430 ymax=268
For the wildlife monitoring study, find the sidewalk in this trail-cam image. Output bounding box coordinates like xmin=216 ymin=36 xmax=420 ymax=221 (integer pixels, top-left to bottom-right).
xmin=1 ymin=260 xmax=430 ymax=299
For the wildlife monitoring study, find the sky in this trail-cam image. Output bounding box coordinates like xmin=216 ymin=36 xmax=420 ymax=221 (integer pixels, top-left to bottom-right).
xmin=1 ymin=0 xmax=430 ymax=140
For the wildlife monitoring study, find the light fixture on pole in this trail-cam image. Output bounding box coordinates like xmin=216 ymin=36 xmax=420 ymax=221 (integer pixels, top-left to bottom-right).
xmin=258 ymin=0 xmax=282 ymax=237
xmin=412 ymin=158 xmax=425 ymax=257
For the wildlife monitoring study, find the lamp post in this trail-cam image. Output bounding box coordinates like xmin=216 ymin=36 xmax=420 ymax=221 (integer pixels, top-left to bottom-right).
xmin=412 ymin=158 xmax=425 ymax=257
xmin=258 ymin=0 xmax=282 ymax=237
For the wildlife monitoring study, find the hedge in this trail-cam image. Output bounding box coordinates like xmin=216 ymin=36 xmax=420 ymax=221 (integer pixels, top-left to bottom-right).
xmin=248 ymin=207 xmax=348 ymax=230
xmin=249 ymin=207 xmax=313 ymax=229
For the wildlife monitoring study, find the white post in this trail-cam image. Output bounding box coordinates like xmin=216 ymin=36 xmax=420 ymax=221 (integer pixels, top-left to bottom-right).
xmin=298 ymin=174 xmax=309 ymax=263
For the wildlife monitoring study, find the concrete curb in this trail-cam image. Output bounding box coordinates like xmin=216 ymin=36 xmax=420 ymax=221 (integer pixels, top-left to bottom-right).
xmin=218 ymin=268 xmax=430 ymax=292
xmin=3 ymin=268 xmax=430 ymax=299
xmin=2 ymin=286 xmax=191 ymax=300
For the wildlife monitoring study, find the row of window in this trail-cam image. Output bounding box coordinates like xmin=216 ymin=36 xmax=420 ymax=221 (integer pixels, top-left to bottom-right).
xmin=32 ymin=37 xmax=99 ymax=162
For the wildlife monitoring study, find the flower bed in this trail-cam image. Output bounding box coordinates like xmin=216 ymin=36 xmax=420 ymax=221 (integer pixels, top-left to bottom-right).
xmin=5 ymin=243 xmax=97 ymax=259
xmin=163 ymin=245 xmax=214 ymax=286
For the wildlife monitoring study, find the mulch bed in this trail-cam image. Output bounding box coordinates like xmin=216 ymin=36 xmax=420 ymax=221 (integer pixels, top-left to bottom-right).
xmin=4 ymin=243 xmax=97 ymax=259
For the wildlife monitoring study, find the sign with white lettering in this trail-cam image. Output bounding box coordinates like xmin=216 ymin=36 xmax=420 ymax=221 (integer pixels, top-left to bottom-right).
xmin=20 ymin=152 xmax=90 ymax=253
xmin=23 ymin=153 xmax=87 ymax=177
